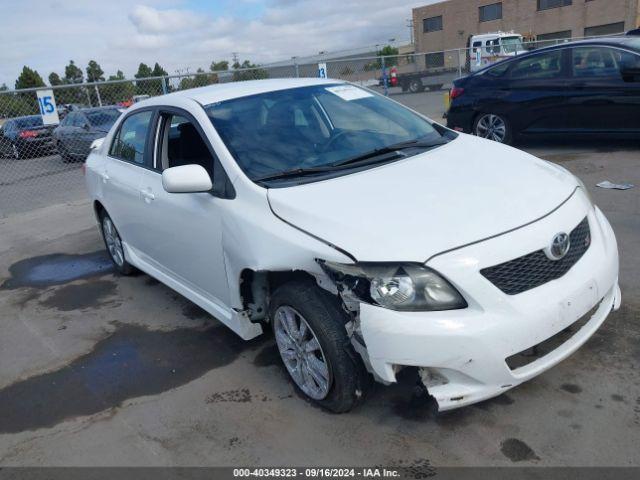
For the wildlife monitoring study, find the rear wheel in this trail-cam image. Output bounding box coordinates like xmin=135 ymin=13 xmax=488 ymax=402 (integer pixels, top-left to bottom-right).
xmin=408 ymin=79 xmax=425 ymax=94
xmin=270 ymin=282 xmax=369 ymax=413
xmin=11 ymin=143 xmax=23 ymax=159
xmin=473 ymin=113 xmax=513 ymax=145
xmin=100 ymin=211 xmax=134 ymax=275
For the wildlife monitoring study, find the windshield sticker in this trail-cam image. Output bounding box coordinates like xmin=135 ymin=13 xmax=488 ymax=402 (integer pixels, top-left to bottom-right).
xmin=325 ymin=85 xmax=373 ymax=101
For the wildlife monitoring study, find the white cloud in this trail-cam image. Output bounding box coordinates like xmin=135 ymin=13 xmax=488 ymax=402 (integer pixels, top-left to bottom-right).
xmin=129 ymin=4 xmax=206 ymax=34
xmin=0 ymin=0 xmax=439 ymax=88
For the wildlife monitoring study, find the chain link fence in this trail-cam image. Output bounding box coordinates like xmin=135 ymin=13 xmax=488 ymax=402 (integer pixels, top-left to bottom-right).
xmin=0 ymin=35 xmax=606 ymax=217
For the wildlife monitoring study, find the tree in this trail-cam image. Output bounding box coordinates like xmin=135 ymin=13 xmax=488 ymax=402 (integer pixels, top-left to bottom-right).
xmin=134 ymin=63 xmax=154 ymax=79
xmin=178 ymin=67 xmax=218 ymax=91
xmin=0 ymin=83 xmax=8 ymax=91
xmin=376 ymin=45 xmax=399 ymax=68
xmin=86 ymin=60 xmax=105 ymax=82
xmin=102 ymin=70 xmax=135 ymax=105
xmin=15 ymin=66 xmax=45 ymax=90
xmin=48 ymin=72 xmax=63 ymax=86
xmin=151 ymin=63 xmax=168 ymax=77
xmin=210 ymin=60 xmax=229 ymax=72
xmin=135 ymin=62 xmax=166 ymax=96
xmin=64 ymin=60 xmax=84 ymax=83
xmin=232 ymin=59 xmax=268 ymax=81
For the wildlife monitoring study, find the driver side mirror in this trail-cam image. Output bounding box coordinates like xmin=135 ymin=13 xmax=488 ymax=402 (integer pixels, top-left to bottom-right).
xmin=162 ymin=164 xmax=213 ymax=193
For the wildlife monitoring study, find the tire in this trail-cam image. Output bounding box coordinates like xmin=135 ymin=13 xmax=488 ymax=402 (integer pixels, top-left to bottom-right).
xmin=11 ymin=143 xmax=23 ymax=160
xmin=408 ymin=79 xmax=424 ymax=94
xmin=427 ymin=83 xmax=443 ymax=91
xmin=269 ymin=281 xmax=369 ymax=413
xmin=99 ymin=211 xmax=135 ymax=275
xmin=473 ymin=113 xmax=513 ymax=145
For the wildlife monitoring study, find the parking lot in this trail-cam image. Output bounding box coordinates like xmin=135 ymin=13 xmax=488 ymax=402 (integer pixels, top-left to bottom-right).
xmin=0 ymin=90 xmax=639 ymax=467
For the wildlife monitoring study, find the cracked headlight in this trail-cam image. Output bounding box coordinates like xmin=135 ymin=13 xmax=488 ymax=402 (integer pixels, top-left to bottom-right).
xmin=318 ymin=261 xmax=467 ymax=312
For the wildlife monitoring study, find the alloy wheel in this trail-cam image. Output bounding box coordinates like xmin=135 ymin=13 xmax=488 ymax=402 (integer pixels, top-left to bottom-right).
xmin=475 ymin=114 xmax=507 ymax=143
xmin=274 ymin=305 xmax=331 ymax=400
xmin=102 ymin=216 xmax=124 ymax=267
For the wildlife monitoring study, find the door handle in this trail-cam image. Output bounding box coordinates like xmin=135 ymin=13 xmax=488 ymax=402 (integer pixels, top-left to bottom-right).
xmin=100 ymin=172 xmax=109 ymax=183
xmin=140 ymin=189 xmax=155 ymax=202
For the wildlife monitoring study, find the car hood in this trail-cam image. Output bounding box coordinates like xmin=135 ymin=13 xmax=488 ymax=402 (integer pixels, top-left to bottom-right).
xmin=267 ymin=135 xmax=578 ymax=262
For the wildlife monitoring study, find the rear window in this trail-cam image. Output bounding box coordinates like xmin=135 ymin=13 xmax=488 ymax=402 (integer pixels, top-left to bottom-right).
xmin=86 ymin=109 xmax=121 ymax=126
xmin=14 ymin=117 xmax=43 ymax=128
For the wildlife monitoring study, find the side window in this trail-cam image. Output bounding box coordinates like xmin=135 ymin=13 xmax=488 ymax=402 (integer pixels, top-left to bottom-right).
xmin=109 ymin=110 xmax=153 ymax=165
xmin=472 ymin=41 xmax=482 ymax=54
xmin=65 ymin=113 xmax=77 ymax=127
xmin=572 ymin=47 xmax=619 ymax=78
xmin=75 ymin=114 xmax=87 ymax=127
xmin=159 ymin=114 xmax=213 ymax=176
xmin=485 ymin=60 xmax=510 ymax=77
xmin=509 ymin=50 xmax=563 ymax=79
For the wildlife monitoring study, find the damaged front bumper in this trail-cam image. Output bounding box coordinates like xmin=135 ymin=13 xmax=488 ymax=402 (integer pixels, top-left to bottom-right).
xmin=355 ymin=202 xmax=620 ymax=412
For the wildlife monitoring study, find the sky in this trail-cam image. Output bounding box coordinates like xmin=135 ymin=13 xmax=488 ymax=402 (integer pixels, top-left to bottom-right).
xmin=0 ymin=0 xmax=439 ymax=88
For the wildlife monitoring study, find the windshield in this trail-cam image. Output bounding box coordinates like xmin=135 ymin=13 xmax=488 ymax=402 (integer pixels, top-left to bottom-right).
xmin=85 ymin=109 xmax=121 ymax=127
xmin=205 ymin=84 xmax=445 ymax=183
xmin=15 ymin=116 xmax=43 ymax=128
xmin=502 ymin=36 xmax=524 ymax=54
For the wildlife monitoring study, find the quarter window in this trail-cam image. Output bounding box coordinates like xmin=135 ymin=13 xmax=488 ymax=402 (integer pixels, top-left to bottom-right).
xmin=509 ymin=50 xmax=563 ymax=79
xmin=109 ymin=110 xmax=153 ymax=165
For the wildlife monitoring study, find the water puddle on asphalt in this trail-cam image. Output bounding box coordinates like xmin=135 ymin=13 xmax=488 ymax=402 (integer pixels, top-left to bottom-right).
xmin=0 ymin=323 xmax=248 ymax=434
xmin=1 ymin=251 xmax=114 ymax=289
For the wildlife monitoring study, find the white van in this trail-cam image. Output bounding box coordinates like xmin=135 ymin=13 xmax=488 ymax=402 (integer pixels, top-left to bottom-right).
xmin=469 ymin=32 xmax=527 ymax=72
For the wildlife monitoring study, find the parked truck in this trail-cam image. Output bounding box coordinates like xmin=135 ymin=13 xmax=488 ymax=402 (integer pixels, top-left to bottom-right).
xmin=467 ymin=31 xmax=527 ymax=72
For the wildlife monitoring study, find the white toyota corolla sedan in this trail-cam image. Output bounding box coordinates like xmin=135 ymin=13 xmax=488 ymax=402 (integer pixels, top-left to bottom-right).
xmin=85 ymin=78 xmax=621 ymax=413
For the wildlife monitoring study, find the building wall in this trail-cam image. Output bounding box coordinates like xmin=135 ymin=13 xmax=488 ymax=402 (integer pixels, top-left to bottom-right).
xmin=413 ymin=0 xmax=640 ymax=54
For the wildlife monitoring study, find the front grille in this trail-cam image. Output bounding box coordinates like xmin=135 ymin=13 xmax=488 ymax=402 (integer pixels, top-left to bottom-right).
xmin=481 ymin=217 xmax=591 ymax=295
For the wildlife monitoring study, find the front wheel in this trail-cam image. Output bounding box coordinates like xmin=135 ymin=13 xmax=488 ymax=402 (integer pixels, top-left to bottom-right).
xmin=270 ymin=282 xmax=369 ymax=413
xmin=473 ymin=113 xmax=513 ymax=145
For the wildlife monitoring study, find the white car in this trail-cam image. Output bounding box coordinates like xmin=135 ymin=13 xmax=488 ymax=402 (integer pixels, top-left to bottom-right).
xmin=85 ymin=78 xmax=620 ymax=412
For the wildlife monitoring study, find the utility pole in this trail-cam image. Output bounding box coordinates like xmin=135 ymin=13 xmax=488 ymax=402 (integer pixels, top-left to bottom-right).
xmin=231 ymin=52 xmax=239 ymax=66
xmin=406 ymin=19 xmax=414 ymax=46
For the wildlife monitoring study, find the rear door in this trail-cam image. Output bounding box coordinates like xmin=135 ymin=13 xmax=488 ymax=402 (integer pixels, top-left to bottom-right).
xmin=66 ymin=113 xmax=86 ymax=155
xmin=501 ymin=48 xmax=570 ymax=134
xmin=565 ymin=46 xmax=640 ymax=133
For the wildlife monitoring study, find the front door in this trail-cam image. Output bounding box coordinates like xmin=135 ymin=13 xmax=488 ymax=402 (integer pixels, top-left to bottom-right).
xmin=137 ymin=110 xmax=230 ymax=309
xmin=503 ymin=48 xmax=570 ymax=134
xmin=102 ymin=109 xmax=156 ymax=254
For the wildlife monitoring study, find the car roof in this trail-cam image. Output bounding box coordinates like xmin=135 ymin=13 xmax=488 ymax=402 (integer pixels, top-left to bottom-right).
xmin=138 ymin=78 xmax=345 ymax=107
xmin=472 ymin=35 xmax=640 ymax=76
xmin=78 ymin=106 xmax=121 ymax=113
